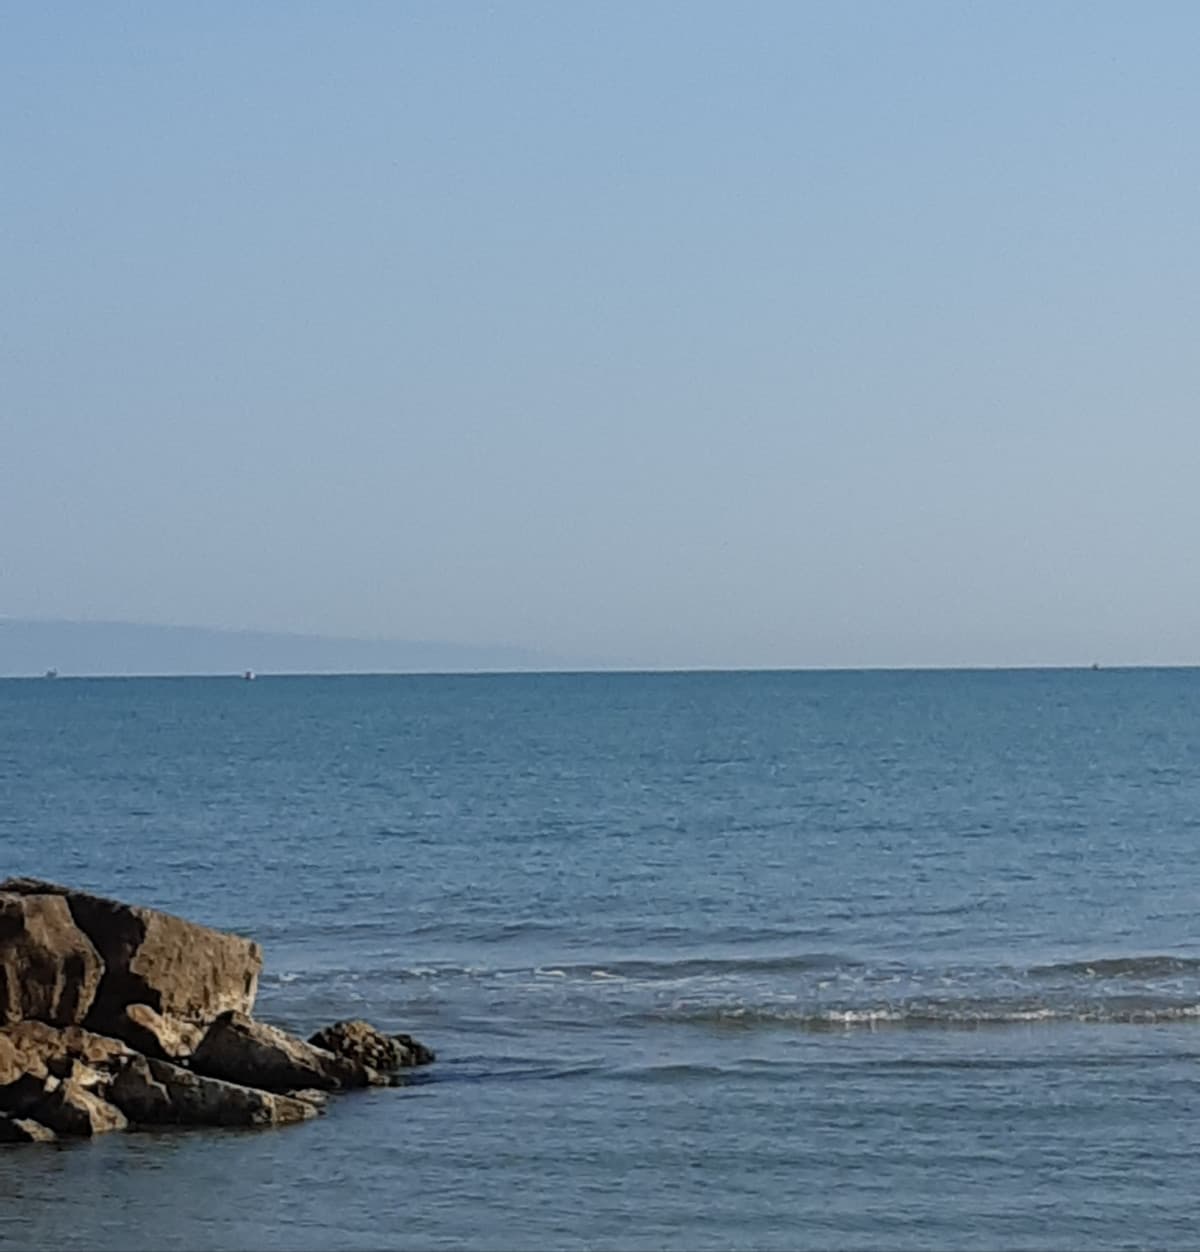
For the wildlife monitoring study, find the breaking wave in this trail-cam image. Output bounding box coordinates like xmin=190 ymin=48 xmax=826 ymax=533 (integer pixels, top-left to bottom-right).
xmin=259 ymin=951 xmax=858 ymax=988
xmin=639 ymin=996 xmax=1200 ymax=1032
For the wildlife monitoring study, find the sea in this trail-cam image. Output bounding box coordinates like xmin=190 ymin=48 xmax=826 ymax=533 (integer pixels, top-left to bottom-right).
xmin=3 ymin=668 xmax=1200 ymax=1251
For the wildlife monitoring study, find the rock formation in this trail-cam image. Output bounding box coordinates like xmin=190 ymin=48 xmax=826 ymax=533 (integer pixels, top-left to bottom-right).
xmin=1 ymin=878 xmax=262 ymax=1033
xmin=0 ymin=892 xmax=103 ymax=1026
xmin=310 ymin=1018 xmax=436 ymax=1069
xmin=192 ymin=1011 xmax=377 ymax=1091
xmin=0 ymin=880 xmax=434 ymax=1145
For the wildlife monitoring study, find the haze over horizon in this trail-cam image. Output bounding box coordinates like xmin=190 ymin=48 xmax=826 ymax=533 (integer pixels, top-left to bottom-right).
xmin=0 ymin=616 xmax=1191 ymax=678
xmin=0 ymin=616 xmax=570 ymax=676
xmin=5 ymin=3 xmax=1199 ymax=670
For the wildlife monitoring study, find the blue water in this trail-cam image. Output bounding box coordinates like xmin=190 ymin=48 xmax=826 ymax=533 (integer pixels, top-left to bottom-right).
xmin=4 ymin=669 xmax=1200 ymax=1250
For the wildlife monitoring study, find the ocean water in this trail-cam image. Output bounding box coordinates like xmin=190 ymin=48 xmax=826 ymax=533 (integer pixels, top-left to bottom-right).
xmin=3 ymin=668 xmax=1200 ymax=1250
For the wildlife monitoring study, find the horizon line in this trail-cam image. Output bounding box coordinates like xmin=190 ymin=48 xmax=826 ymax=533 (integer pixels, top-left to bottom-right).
xmin=3 ymin=662 xmax=1197 ymax=680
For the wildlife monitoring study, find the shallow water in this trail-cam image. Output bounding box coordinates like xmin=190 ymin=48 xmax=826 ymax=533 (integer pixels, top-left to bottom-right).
xmin=4 ymin=669 xmax=1200 ymax=1249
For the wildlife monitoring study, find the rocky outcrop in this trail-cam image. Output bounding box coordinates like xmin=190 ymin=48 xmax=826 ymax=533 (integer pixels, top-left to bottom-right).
xmin=1 ymin=1020 xmax=133 ymax=1135
xmin=1 ymin=1020 xmax=134 ymax=1094
xmin=0 ymin=879 xmax=261 ymax=1034
xmin=109 ymin=1055 xmax=318 ymax=1128
xmin=191 ymin=1011 xmax=375 ymax=1091
xmin=0 ymin=882 xmax=435 ymax=1147
xmin=309 ymin=1019 xmax=436 ymax=1070
xmin=0 ymin=1020 xmax=319 ymax=1135
xmin=0 ymin=892 xmax=104 ymax=1027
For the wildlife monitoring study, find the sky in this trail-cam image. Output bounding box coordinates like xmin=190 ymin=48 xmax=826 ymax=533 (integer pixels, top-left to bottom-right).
xmin=4 ymin=2 xmax=1199 ymax=670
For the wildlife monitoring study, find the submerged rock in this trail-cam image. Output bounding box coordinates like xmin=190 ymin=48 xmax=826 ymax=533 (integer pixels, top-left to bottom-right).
xmin=0 ymin=891 xmax=104 ymax=1027
xmin=309 ymin=1019 xmax=436 ymax=1070
xmin=0 ymin=878 xmax=262 ymax=1033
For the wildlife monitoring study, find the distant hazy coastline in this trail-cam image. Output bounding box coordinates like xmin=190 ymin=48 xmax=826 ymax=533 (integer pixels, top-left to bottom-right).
xmin=0 ymin=618 xmax=565 ymax=678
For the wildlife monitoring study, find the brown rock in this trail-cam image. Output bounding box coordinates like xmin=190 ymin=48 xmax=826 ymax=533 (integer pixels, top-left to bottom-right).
xmin=1 ymin=1020 xmax=133 ymax=1073
xmin=192 ymin=1011 xmax=374 ymax=1091
xmin=286 ymin=1088 xmax=330 ymax=1111
xmin=393 ymin=1032 xmax=435 ymax=1066
xmin=0 ymin=1020 xmax=133 ymax=1120
xmin=0 ymin=891 xmax=104 ymax=1027
xmin=31 ymin=1075 xmax=128 ymax=1136
xmin=116 ymin=1003 xmax=204 ymax=1062
xmin=0 ymin=878 xmax=262 ymax=1032
xmin=0 ymin=1114 xmax=56 ymax=1143
xmin=0 ymin=880 xmax=439 ymax=1145
xmin=0 ymin=1032 xmax=37 ymax=1089
xmin=309 ymin=1019 xmax=436 ymax=1069
xmin=109 ymin=1054 xmax=319 ymax=1128
xmin=45 ymin=1055 xmax=106 ymax=1086
xmin=1 ymin=1021 xmax=137 ymax=1134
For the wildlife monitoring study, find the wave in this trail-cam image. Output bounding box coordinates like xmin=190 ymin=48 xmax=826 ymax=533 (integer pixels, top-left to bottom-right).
xmin=547 ymin=952 xmax=857 ymax=981
xmin=258 ymin=951 xmax=1200 ymax=1042
xmin=1030 ymin=955 xmax=1200 ymax=980
xmin=639 ymin=996 xmax=1200 ymax=1033
xmin=260 ymin=951 xmax=858 ymax=988
xmin=260 ymin=963 xmax=488 ymax=987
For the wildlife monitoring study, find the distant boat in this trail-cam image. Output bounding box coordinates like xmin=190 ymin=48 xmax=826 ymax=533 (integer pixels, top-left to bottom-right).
xmin=242 ymin=670 xmax=256 ymax=681
xmin=43 ymin=668 xmax=58 ymax=680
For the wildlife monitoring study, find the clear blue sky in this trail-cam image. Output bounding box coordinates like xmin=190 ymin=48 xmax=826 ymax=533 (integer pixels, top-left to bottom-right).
xmin=4 ymin=2 xmax=1198 ymax=668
